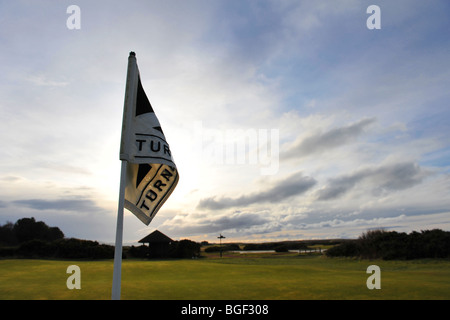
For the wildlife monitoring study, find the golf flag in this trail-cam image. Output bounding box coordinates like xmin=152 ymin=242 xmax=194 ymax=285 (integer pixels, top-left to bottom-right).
xmin=120 ymin=52 xmax=179 ymax=225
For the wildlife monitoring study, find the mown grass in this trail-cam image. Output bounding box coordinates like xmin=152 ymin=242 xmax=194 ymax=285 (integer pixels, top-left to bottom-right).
xmin=0 ymin=255 xmax=449 ymax=300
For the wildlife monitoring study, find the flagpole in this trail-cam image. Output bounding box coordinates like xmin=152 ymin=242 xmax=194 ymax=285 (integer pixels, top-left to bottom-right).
xmin=112 ymin=52 xmax=137 ymax=300
xmin=112 ymin=160 xmax=127 ymax=300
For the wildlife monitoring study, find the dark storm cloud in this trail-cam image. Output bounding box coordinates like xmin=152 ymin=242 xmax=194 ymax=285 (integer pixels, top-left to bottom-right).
xmin=282 ymin=118 xmax=376 ymax=160
xmin=197 ymin=171 xmax=317 ymax=210
xmin=316 ymin=161 xmax=428 ymax=201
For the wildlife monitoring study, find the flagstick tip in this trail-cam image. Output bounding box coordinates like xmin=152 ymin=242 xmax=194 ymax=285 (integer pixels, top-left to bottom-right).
xmin=129 ymin=51 xmax=136 ymax=57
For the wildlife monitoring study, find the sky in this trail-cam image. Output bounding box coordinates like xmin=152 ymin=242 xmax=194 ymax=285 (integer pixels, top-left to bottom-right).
xmin=1 ymin=0 xmax=449 ymax=244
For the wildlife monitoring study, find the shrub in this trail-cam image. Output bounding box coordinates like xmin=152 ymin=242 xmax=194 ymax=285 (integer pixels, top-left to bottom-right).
xmin=326 ymin=241 xmax=360 ymax=257
xmin=170 ymin=240 xmax=201 ymax=258
xmin=54 ymin=238 xmax=114 ymax=259
xmin=0 ymin=222 xmax=18 ymax=246
xmin=13 ymin=217 xmax=64 ymax=243
xmin=326 ymin=229 xmax=450 ymax=260
xmin=17 ymin=240 xmax=56 ymax=258
xmin=204 ymin=244 xmax=240 ymax=252
xmin=128 ymin=245 xmax=149 ymax=258
xmin=274 ymin=245 xmax=289 ymax=252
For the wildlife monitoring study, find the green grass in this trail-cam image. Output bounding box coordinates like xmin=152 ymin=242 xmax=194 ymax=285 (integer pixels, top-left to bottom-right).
xmin=1 ymin=255 xmax=449 ymax=300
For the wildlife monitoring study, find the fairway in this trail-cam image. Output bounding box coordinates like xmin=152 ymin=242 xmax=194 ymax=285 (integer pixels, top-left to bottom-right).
xmin=1 ymin=255 xmax=449 ymax=300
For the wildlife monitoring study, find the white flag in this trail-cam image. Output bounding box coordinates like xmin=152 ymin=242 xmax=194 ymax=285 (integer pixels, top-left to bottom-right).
xmin=120 ymin=52 xmax=179 ymax=225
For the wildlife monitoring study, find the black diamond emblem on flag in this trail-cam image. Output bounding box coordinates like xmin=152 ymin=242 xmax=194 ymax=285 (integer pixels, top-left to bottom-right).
xmin=136 ymin=163 xmax=152 ymax=188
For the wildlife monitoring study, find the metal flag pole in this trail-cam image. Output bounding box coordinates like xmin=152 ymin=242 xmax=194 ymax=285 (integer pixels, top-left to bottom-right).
xmin=112 ymin=52 xmax=138 ymax=300
xmin=111 ymin=160 xmax=127 ymax=300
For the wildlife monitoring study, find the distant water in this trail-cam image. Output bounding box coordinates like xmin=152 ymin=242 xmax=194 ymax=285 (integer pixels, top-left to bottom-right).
xmin=231 ymin=249 xmax=324 ymax=254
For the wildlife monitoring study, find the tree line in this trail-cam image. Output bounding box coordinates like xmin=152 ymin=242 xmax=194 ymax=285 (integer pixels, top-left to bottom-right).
xmin=326 ymin=229 xmax=450 ymax=260
xmin=127 ymin=240 xmax=201 ymax=259
xmin=0 ymin=217 xmax=115 ymax=259
xmin=0 ymin=217 xmax=200 ymax=259
xmin=0 ymin=217 xmax=64 ymax=245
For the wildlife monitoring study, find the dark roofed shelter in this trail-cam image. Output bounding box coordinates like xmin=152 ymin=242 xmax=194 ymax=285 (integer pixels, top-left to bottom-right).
xmin=138 ymin=230 xmax=173 ymax=258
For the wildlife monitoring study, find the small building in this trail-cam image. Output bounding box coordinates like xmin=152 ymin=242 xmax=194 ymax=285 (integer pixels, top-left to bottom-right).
xmin=138 ymin=230 xmax=173 ymax=258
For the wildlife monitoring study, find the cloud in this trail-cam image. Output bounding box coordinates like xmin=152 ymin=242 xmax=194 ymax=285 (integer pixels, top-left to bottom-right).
xmin=316 ymin=161 xmax=428 ymax=201
xmin=282 ymin=118 xmax=376 ymax=160
xmin=0 ymin=175 xmax=24 ymax=182
xmin=1 ymin=1 xmax=449 ymax=244
xmin=26 ymin=74 xmax=69 ymax=87
xmin=0 ymin=195 xmax=114 ymax=242
xmin=162 ymin=211 xmax=270 ymax=236
xmin=12 ymin=197 xmax=105 ymax=213
xmin=197 ymin=171 xmax=317 ymax=210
